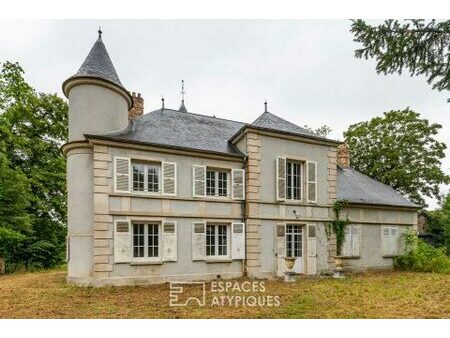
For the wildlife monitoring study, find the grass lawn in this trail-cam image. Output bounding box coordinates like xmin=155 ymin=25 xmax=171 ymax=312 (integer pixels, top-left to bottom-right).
xmin=0 ymin=268 xmax=449 ymax=318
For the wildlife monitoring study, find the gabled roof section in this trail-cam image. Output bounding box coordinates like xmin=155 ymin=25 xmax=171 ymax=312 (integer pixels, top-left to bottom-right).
xmin=251 ymin=111 xmax=318 ymax=137
xmin=89 ymin=108 xmax=245 ymax=157
xmin=229 ymin=111 xmax=340 ymax=145
xmin=337 ymin=166 xmax=418 ymax=208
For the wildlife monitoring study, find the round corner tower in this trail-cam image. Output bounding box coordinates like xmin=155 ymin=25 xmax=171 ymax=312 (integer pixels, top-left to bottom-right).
xmin=62 ymin=30 xmax=132 ymax=283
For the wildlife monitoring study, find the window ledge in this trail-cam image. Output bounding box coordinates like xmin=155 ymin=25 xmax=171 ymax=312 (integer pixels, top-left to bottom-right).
xmin=130 ymin=261 xmax=163 ymax=266
xmin=341 ymin=255 xmax=360 ymax=259
xmin=206 ymin=259 xmax=233 ymax=264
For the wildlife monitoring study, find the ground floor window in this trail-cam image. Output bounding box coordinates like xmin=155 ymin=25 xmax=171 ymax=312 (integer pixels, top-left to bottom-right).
xmin=133 ymin=223 xmax=160 ymax=259
xmin=382 ymin=226 xmax=400 ymax=256
xmin=206 ymin=224 xmax=229 ymax=257
xmin=286 ymin=224 xmax=303 ymax=257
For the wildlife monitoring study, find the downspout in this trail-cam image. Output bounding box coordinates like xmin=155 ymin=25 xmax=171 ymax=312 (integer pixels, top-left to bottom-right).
xmin=242 ymin=154 xmax=248 ymax=277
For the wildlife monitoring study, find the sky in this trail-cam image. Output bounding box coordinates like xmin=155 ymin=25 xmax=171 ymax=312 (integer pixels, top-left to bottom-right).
xmin=0 ymin=19 xmax=448 ymax=208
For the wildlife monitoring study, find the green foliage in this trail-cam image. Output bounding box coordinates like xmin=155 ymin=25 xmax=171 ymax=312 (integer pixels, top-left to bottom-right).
xmin=0 ymin=61 xmax=68 ymax=272
xmin=351 ymin=19 xmax=450 ymax=92
xmin=303 ymin=125 xmax=332 ymax=137
xmin=426 ymin=193 xmax=450 ymax=253
xmin=0 ymin=153 xmax=30 ymax=232
xmin=344 ymin=108 xmax=449 ymax=207
xmin=325 ymin=200 xmax=350 ymax=256
xmin=394 ymin=229 xmax=450 ymax=273
xmin=26 ymin=240 xmax=63 ymax=269
xmin=0 ymin=227 xmax=27 ymax=262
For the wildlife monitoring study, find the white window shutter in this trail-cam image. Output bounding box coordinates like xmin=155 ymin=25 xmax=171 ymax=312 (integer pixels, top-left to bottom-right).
xmin=307 ymin=161 xmax=317 ymax=203
xmin=276 ymin=157 xmax=286 ymax=201
xmin=231 ymin=222 xmax=245 ymax=259
xmin=351 ymin=225 xmax=360 ymax=256
xmin=276 ymin=223 xmax=286 ymax=257
xmin=342 ymin=226 xmax=352 ymax=256
xmin=114 ymin=220 xmax=131 ymax=263
xmin=391 ymin=227 xmax=399 ymax=255
xmin=114 ymin=157 xmax=130 ymax=192
xmin=193 ymin=165 xmax=206 ymax=197
xmin=232 ymin=169 xmax=245 ymax=200
xmin=162 ymin=162 xmax=177 ymax=196
xmin=382 ymin=226 xmax=391 ymax=255
xmin=162 ymin=221 xmax=177 ymax=261
xmin=192 ymin=222 xmax=206 ymax=260
xmin=307 ymin=224 xmax=317 ymax=275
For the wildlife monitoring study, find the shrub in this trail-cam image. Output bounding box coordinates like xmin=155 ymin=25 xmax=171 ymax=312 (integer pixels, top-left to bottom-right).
xmin=26 ymin=240 xmax=64 ymax=269
xmin=0 ymin=226 xmax=27 ymax=272
xmin=394 ymin=229 xmax=450 ymax=273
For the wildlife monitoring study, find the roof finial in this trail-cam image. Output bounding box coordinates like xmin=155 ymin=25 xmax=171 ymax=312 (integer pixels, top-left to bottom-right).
xmin=161 ymin=96 xmax=165 ymax=109
xmin=264 ymin=100 xmax=268 ymax=113
xmin=98 ymin=26 xmax=102 ymax=39
xmin=179 ymin=80 xmax=187 ymax=113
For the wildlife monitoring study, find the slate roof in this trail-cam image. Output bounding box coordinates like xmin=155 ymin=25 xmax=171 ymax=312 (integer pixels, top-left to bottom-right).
xmin=94 ymin=108 xmax=246 ymax=156
xmin=337 ymin=166 xmax=418 ymax=208
xmin=64 ymin=33 xmax=126 ymax=93
xmin=252 ymin=112 xmax=318 ymax=137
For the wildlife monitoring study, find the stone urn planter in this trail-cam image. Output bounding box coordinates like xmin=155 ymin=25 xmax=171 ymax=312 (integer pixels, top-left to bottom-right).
xmin=284 ymin=257 xmax=298 ymax=282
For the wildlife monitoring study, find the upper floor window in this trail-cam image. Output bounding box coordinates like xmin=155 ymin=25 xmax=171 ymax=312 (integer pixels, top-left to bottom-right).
xmin=132 ymin=162 xmax=160 ymax=193
xmin=286 ymin=160 xmax=303 ymax=200
xmin=206 ymin=169 xmax=229 ymax=197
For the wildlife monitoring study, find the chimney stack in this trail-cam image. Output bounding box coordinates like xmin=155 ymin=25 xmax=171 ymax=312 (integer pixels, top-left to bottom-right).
xmin=337 ymin=143 xmax=350 ymax=167
xmin=129 ymin=92 xmax=144 ymax=120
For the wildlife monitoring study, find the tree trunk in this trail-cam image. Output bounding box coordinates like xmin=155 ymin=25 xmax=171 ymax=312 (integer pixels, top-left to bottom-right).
xmin=0 ymin=256 xmax=5 ymax=274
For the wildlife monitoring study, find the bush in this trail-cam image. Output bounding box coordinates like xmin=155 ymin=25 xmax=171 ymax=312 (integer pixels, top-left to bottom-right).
xmin=26 ymin=240 xmax=64 ymax=269
xmin=394 ymin=230 xmax=450 ymax=273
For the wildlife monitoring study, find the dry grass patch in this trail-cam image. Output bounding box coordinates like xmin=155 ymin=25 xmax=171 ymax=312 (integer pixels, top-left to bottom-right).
xmin=0 ymin=268 xmax=448 ymax=318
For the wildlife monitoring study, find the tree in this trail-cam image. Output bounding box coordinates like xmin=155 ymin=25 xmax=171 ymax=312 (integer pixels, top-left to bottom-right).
xmin=304 ymin=124 xmax=332 ymax=137
xmin=351 ymin=19 xmax=450 ymax=95
xmin=344 ymin=108 xmax=449 ymax=206
xmin=427 ymin=193 xmax=450 ymax=253
xmin=0 ymin=61 xmax=68 ymax=270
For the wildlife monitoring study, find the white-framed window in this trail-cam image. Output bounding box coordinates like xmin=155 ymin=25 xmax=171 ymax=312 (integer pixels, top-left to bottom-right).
xmin=286 ymin=160 xmax=304 ymax=200
xmin=206 ymin=169 xmax=229 ymax=197
xmin=342 ymin=225 xmax=360 ymax=257
xmin=132 ymin=222 xmax=161 ymax=260
xmin=132 ymin=162 xmax=161 ymax=193
xmin=286 ymin=224 xmax=303 ymax=257
xmin=206 ymin=224 xmax=229 ymax=258
xmin=382 ymin=226 xmax=400 ymax=256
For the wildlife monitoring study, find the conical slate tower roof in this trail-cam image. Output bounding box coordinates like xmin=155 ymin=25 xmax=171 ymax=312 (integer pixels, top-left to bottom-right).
xmin=63 ymin=30 xmax=132 ymax=107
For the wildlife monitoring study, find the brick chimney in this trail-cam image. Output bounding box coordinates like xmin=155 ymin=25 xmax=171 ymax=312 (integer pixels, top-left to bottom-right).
xmin=129 ymin=92 xmax=144 ymax=120
xmin=337 ymin=143 xmax=350 ymax=167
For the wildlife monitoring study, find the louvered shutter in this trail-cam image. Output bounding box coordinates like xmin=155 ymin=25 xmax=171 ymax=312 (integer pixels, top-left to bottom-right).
xmin=162 ymin=162 xmax=177 ymax=195
xmin=232 ymin=169 xmax=245 ymax=200
xmin=114 ymin=220 xmax=131 ymax=263
xmin=276 ymin=157 xmax=286 ymax=201
xmin=382 ymin=226 xmax=391 ymax=255
xmin=192 ymin=222 xmax=206 ymax=260
xmin=114 ymin=157 xmax=130 ymax=192
xmin=276 ymin=223 xmax=286 ymax=257
xmin=162 ymin=221 xmax=177 ymax=261
xmin=351 ymin=225 xmax=360 ymax=256
xmin=307 ymin=161 xmax=317 ymax=202
xmin=307 ymin=224 xmax=317 ymax=275
xmin=231 ymin=222 xmax=245 ymax=259
xmin=342 ymin=226 xmax=352 ymax=256
xmin=193 ymin=165 xmax=206 ymax=197
xmin=390 ymin=227 xmax=399 ymax=255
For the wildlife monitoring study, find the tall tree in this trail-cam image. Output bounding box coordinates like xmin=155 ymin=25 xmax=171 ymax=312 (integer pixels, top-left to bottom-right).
xmin=427 ymin=193 xmax=450 ymax=253
xmin=303 ymin=124 xmax=332 ymax=137
xmin=344 ymin=108 xmax=449 ymax=206
xmin=351 ymin=19 xmax=450 ymax=95
xmin=0 ymin=61 xmax=68 ymax=257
